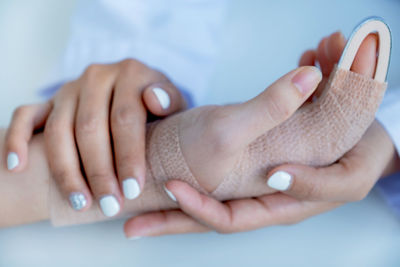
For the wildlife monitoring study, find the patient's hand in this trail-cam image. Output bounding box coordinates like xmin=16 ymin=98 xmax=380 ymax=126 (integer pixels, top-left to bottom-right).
xmin=124 ymin=32 xmax=399 ymax=237
xmin=3 ymin=59 xmax=186 ymax=217
xmin=176 ymin=67 xmax=321 ymax=193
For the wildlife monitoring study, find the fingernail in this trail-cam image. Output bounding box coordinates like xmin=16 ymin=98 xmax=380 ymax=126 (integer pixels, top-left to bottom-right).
xmin=152 ymin=87 xmax=170 ymax=110
xmin=69 ymin=192 xmax=87 ymax=211
xmin=163 ymin=185 xmax=176 ymax=202
xmin=267 ymin=171 xmax=293 ymax=191
xmin=7 ymin=152 xmax=19 ymax=170
xmin=333 ymin=30 xmax=345 ymax=40
xmin=123 ymin=178 xmax=141 ymax=200
xmin=292 ymin=67 xmax=322 ymax=95
xmin=99 ymin=195 xmax=120 ymax=217
xmin=128 ymin=236 xmax=142 ymax=240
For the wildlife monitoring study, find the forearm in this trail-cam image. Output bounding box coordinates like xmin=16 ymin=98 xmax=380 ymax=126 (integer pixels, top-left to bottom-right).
xmin=0 ymin=130 xmax=50 ymax=227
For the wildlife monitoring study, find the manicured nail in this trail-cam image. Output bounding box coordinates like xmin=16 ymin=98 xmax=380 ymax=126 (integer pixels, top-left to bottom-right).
xmin=267 ymin=171 xmax=293 ymax=191
xmin=123 ymin=178 xmax=141 ymax=200
xmin=7 ymin=152 xmax=19 ymax=170
xmin=69 ymin=192 xmax=87 ymax=211
xmin=128 ymin=236 xmax=142 ymax=240
xmin=292 ymin=67 xmax=322 ymax=95
xmin=99 ymin=195 xmax=120 ymax=217
xmin=152 ymin=87 xmax=170 ymax=109
xmin=163 ymin=185 xmax=176 ymax=202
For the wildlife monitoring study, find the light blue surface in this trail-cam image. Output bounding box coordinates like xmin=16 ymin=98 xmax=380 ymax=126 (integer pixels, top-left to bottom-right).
xmin=0 ymin=0 xmax=400 ymax=266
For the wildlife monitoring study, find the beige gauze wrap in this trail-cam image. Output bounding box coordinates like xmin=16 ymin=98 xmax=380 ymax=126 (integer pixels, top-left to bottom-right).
xmin=49 ymin=17 xmax=392 ymax=226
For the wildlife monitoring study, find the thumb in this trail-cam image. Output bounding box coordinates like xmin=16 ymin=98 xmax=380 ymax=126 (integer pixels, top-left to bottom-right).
xmin=219 ymin=66 xmax=322 ymax=148
xmin=265 ymin=163 xmax=364 ymax=202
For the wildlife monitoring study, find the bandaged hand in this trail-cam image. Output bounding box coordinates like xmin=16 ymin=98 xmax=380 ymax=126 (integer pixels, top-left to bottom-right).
xmin=123 ymin=31 xmax=398 ymax=237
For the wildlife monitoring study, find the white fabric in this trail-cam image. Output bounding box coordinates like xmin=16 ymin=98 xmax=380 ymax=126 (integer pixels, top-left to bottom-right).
xmin=57 ymin=0 xmax=227 ymax=105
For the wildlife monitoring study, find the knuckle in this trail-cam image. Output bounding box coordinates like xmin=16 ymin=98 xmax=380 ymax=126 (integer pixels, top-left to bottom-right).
xmin=12 ymin=105 xmax=30 ymax=120
xmin=83 ymin=64 xmax=102 ymax=78
xmin=76 ymin=114 xmax=101 ymax=134
xmin=111 ymin=105 xmax=138 ymax=128
xmin=89 ymin=172 xmax=114 ymax=183
xmin=301 ymin=181 xmax=321 ymax=200
xmin=87 ymin=172 xmax=116 ymax=194
xmin=265 ymin=92 xmax=292 ymax=124
xmin=119 ymin=154 xmax=143 ymax=171
xmin=121 ymin=58 xmax=140 ymax=68
xmin=52 ymin=168 xmax=77 ymax=192
xmin=120 ymin=59 xmax=144 ymax=74
xmin=120 ymin=58 xmax=159 ymax=81
xmin=44 ymin=117 xmax=64 ymax=136
xmin=82 ymin=64 xmax=113 ymax=86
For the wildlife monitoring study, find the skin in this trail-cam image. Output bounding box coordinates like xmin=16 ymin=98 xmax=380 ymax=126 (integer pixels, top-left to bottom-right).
xmin=4 ymin=59 xmax=186 ymax=213
xmin=123 ymin=32 xmax=400 ymax=237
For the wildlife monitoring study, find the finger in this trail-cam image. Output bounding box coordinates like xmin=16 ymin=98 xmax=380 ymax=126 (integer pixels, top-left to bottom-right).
xmin=266 ymin=121 xmax=391 ymax=202
xmin=266 ymin=164 xmax=349 ymax=202
xmin=217 ymin=66 xmax=322 ymax=148
xmin=351 ymin=33 xmax=378 ymax=77
xmin=44 ymin=83 xmax=93 ymax=212
xmin=4 ymin=102 xmax=51 ymax=171
xmin=111 ymin=60 xmax=170 ymax=200
xmin=164 ymin=180 xmax=339 ymax=233
xmin=111 ymin=78 xmax=148 ymax=200
xmin=298 ymin=50 xmax=320 ymax=103
xmin=124 ymin=210 xmax=209 ymax=238
xmin=298 ymin=50 xmax=317 ymax=67
xmin=316 ymin=37 xmax=333 ymax=76
xmin=75 ymin=65 xmax=122 ymax=217
xmin=142 ymin=81 xmax=187 ymax=117
xmin=325 ymin=31 xmax=346 ymax=65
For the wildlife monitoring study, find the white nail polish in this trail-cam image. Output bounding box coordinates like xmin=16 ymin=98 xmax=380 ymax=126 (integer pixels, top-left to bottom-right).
xmin=123 ymin=178 xmax=141 ymax=200
xmin=152 ymin=87 xmax=170 ymax=110
xmin=267 ymin=171 xmax=293 ymax=191
xmin=128 ymin=236 xmax=142 ymax=240
xmin=69 ymin=192 xmax=87 ymax=211
xmin=99 ymin=195 xmax=120 ymax=217
xmin=163 ymin=185 xmax=176 ymax=202
xmin=7 ymin=152 xmax=19 ymax=170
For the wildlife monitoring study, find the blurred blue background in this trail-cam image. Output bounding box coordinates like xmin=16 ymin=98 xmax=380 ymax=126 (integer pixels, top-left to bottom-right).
xmin=0 ymin=0 xmax=400 ymax=266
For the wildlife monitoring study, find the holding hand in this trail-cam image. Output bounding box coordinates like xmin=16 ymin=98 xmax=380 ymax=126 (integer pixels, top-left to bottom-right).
xmin=4 ymin=59 xmax=186 ymax=216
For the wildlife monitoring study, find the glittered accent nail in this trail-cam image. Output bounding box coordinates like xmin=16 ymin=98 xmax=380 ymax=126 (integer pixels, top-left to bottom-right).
xmin=69 ymin=192 xmax=87 ymax=211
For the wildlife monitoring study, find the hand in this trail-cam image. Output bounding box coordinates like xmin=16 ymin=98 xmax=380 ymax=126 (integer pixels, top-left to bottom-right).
xmin=123 ymin=31 xmax=398 ymax=237
xmin=4 ymin=59 xmax=186 ymax=216
xmin=124 ymin=120 xmax=398 ymax=236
